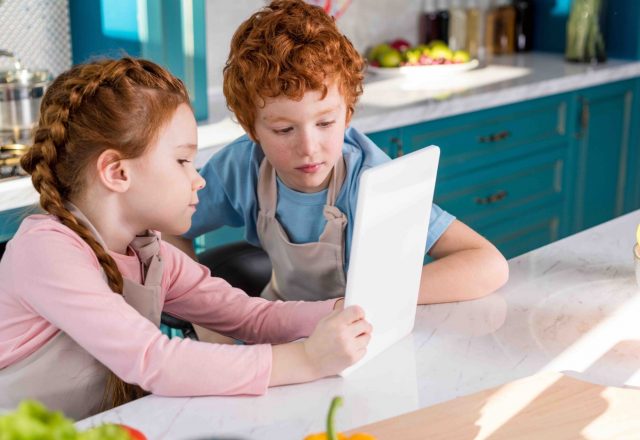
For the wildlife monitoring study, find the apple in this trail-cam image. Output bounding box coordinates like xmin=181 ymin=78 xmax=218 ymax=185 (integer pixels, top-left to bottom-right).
xmin=378 ymin=49 xmax=402 ymax=67
xmin=390 ymin=38 xmax=411 ymax=52
xmin=366 ymin=43 xmax=391 ymax=62
xmin=452 ymin=49 xmax=471 ymax=63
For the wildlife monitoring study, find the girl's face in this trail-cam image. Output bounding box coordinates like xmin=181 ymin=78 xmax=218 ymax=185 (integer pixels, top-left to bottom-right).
xmin=125 ymin=103 xmax=205 ymax=235
xmin=253 ymin=81 xmax=348 ymax=193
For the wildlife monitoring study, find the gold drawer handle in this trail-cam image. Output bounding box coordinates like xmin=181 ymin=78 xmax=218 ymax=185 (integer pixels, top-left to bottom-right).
xmin=478 ymin=130 xmax=511 ymax=143
xmin=475 ymin=190 xmax=508 ymax=205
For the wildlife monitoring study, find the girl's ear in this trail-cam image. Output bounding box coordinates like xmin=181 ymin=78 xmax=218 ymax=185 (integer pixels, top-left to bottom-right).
xmin=96 ymin=149 xmax=130 ymax=193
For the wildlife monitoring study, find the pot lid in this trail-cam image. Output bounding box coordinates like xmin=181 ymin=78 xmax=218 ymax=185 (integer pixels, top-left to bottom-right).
xmin=0 ymin=50 xmax=52 ymax=86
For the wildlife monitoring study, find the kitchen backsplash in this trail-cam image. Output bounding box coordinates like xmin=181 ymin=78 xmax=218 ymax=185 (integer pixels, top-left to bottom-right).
xmin=205 ymin=0 xmax=422 ymax=91
xmin=0 ymin=0 xmax=72 ymax=76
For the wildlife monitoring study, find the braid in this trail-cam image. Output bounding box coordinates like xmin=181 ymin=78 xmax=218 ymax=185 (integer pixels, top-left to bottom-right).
xmin=20 ymin=56 xmax=188 ymax=410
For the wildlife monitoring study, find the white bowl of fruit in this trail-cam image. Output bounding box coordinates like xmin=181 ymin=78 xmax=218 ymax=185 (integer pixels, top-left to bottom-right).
xmin=366 ymin=39 xmax=479 ymax=78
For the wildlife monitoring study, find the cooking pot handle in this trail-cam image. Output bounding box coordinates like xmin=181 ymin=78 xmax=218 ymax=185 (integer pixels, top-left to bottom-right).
xmin=0 ymin=50 xmax=22 ymax=70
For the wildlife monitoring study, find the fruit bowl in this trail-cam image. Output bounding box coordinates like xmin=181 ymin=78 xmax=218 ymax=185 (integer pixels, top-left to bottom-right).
xmin=367 ymin=59 xmax=479 ymax=78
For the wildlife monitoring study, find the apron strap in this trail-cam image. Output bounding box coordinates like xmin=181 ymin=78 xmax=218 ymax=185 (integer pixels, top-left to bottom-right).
xmin=64 ymin=202 xmax=163 ymax=325
xmin=257 ymin=159 xmax=277 ymax=216
xmin=257 ymin=154 xmax=347 ymax=213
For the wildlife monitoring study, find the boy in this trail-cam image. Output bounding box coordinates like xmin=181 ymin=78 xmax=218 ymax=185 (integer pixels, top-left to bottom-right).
xmin=167 ymin=0 xmax=508 ymax=304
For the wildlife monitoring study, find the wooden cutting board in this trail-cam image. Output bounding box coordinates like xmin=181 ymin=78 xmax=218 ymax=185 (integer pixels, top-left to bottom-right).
xmin=346 ymin=372 xmax=640 ymax=439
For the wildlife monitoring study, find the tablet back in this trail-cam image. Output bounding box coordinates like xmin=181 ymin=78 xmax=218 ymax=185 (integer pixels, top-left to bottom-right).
xmin=341 ymin=145 xmax=440 ymax=376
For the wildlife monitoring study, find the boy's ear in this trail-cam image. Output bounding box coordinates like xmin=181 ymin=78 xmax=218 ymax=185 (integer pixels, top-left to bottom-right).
xmin=345 ymin=107 xmax=354 ymax=126
xmin=95 ymin=149 xmax=131 ymax=193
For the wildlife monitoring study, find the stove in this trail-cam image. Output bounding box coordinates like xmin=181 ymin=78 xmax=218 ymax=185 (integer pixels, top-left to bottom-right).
xmin=0 ymin=143 xmax=29 ymax=180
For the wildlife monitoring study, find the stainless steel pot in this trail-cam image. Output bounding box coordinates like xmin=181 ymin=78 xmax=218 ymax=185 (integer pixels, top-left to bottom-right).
xmin=0 ymin=50 xmax=52 ymax=145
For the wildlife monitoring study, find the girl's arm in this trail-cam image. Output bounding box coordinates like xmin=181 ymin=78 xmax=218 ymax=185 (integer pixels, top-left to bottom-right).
xmin=270 ymin=306 xmax=371 ymax=386
xmin=10 ymin=225 xmax=369 ymax=396
xmin=418 ymin=219 xmax=509 ymax=304
xmin=161 ymin=240 xmax=342 ymax=344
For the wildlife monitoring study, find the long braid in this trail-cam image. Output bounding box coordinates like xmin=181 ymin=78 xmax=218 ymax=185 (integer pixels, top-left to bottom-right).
xmin=21 ymin=57 xmax=189 ymax=410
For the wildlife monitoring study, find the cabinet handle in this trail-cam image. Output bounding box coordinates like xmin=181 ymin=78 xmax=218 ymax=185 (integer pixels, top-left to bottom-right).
xmin=576 ymin=98 xmax=590 ymax=139
xmin=475 ymin=190 xmax=508 ymax=205
xmin=478 ymin=130 xmax=511 ymax=143
xmin=390 ymin=136 xmax=404 ymax=157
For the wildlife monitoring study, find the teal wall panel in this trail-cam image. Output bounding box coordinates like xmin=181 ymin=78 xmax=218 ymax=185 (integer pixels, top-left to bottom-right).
xmin=69 ymin=0 xmax=208 ymax=120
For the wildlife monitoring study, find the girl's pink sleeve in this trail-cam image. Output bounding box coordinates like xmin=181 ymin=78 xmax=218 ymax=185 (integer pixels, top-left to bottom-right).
xmin=160 ymin=241 xmax=336 ymax=344
xmin=11 ymin=226 xmax=276 ymax=397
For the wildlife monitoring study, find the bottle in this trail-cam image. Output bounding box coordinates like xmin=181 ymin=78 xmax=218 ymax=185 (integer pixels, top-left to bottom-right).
xmin=466 ymin=0 xmax=489 ymax=60
xmin=486 ymin=0 xmax=515 ymax=55
xmin=514 ymin=0 xmax=533 ymax=52
xmin=419 ymin=0 xmax=441 ymax=44
xmin=448 ymin=0 xmax=468 ymax=52
xmin=496 ymin=0 xmax=516 ymax=54
xmin=565 ymin=0 xmax=606 ymax=63
xmin=436 ymin=0 xmax=450 ymax=44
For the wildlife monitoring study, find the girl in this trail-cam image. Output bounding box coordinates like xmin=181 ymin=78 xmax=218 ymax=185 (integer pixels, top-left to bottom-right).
xmin=0 ymin=57 xmax=371 ymax=420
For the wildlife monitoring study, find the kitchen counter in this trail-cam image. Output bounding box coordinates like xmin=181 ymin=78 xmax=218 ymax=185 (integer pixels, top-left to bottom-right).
xmin=3 ymin=53 xmax=640 ymax=213
xmin=77 ymin=210 xmax=640 ymax=439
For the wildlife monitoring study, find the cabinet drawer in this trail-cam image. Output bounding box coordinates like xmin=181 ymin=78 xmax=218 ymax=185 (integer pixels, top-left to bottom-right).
xmin=403 ymin=95 xmax=569 ymax=178
xmin=434 ymin=146 xmax=568 ymax=229
xmin=480 ymin=204 xmax=561 ymax=259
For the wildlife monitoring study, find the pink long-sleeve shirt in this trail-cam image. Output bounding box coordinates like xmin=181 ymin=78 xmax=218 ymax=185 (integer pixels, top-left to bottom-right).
xmin=0 ymin=215 xmax=335 ymax=396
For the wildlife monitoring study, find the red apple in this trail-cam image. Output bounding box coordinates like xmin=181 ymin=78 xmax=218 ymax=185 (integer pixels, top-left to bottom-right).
xmin=390 ymin=38 xmax=411 ymax=52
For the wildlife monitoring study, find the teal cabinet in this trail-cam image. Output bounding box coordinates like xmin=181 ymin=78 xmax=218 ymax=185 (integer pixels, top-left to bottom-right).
xmin=365 ymin=128 xmax=402 ymax=158
xmin=1 ymin=81 xmax=637 ymax=260
xmin=194 ymin=226 xmax=245 ymax=254
xmin=571 ymin=80 xmax=636 ymax=231
xmin=362 ymin=79 xmax=639 ymax=258
xmin=393 ymin=94 xmax=572 ymax=258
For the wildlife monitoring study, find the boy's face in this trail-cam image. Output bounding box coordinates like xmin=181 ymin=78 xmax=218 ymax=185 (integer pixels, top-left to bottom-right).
xmin=253 ymin=81 xmax=348 ymax=193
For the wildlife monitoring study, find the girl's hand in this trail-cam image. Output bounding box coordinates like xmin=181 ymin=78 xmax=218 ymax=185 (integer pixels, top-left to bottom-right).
xmin=303 ymin=306 xmax=372 ymax=378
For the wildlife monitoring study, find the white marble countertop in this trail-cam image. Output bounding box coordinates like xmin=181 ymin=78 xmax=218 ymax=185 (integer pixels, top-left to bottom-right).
xmin=3 ymin=52 xmax=640 ymax=212
xmin=77 ymin=210 xmax=640 ymax=439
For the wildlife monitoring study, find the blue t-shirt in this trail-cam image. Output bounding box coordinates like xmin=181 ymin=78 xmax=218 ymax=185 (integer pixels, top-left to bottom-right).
xmin=185 ymin=126 xmax=455 ymax=270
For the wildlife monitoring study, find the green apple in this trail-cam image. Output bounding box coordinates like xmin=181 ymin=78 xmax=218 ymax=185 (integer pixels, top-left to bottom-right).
xmin=366 ymin=43 xmax=392 ymax=62
xmin=452 ymin=50 xmax=471 ymax=63
xmin=378 ymin=49 xmax=402 ymax=67
xmin=428 ymin=40 xmax=448 ymax=50
xmin=430 ymin=46 xmax=453 ymax=61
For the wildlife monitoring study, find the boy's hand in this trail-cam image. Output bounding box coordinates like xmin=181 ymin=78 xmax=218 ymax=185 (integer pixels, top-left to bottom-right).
xmin=303 ymin=306 xmax=372 ymax=378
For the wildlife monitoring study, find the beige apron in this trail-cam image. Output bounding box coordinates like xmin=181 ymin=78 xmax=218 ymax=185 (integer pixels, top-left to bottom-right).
xmin=257 ymin=158 xmax=348 ymax=301
xmin=0 ymin=204 xmax=164 ymax=420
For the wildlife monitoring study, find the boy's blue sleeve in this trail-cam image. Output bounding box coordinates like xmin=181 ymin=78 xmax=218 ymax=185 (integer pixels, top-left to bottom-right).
xmin=184 ymin=140 xmax=258 ymax=240
xmin=425 ymin=203 xmax=456 ymax=253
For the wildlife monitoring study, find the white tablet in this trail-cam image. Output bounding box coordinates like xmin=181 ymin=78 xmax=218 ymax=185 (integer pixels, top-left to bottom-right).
xmin=341 ymin=145 xmax=440 ymax=376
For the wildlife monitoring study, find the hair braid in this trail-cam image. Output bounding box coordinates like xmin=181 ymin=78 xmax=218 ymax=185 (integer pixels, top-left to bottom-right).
xmin=21 ymin=56 xmax=189 ymax=410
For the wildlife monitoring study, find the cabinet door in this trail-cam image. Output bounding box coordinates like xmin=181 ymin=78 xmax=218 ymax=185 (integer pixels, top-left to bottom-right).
xmin=572 ymin=80 xmax=635 ymax=231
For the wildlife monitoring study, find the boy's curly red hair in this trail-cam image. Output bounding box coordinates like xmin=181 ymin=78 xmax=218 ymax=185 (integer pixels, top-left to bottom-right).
xmin=223 ymin=0 xmax=365 ymax=140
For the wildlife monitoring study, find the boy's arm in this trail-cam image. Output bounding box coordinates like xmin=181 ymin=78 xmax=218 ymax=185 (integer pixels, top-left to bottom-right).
xmin=418 ymin=219 xmax=509 ymax=304
xmin=163 ymin=235 xmax=197 ymax=260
